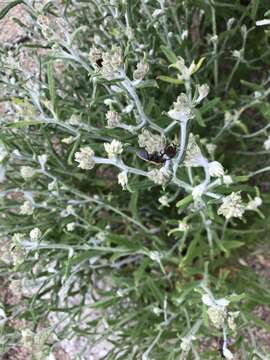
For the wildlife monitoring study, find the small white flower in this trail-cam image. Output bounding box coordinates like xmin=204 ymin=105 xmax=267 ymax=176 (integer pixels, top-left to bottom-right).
xmin=138 ymin=129 xmax=165 ymax=154
xmin=202 ymin=294 xmax=229 ymax=329
xmin=20 ymin=200 xmax=34 ymax=215
xmin=133 ymin=60 xmax=149 ymax=80
xmin=100 ymin=47 xmax=123 ymax=80
xmin=256 ymin=19 xmax=270 ymax=26
xmin=69 ymin=114 xmax=81 ymax=126
xmin=20 ymin=166 xmax=35 ymax=180
xmin=158 ymin=195 xmax=170 ymax=207
xmin=206 ymin=143 xmax=217 ymax=156
xmin=228 ymin=311 xmax=239 ymax=331
xmin=208 ymin=161 xmax=224 ymax=177
xmin=104 ymin=139 xmax=123 ymax=158
xmin=217 ymin=192 xmax=245 ymax=220
xmin=223 ymin=175 xmax=233 ymax=185
xmin=148 ymin=167 xmax=171 ymax=185
xmin=178 ymin=221 xmax=190 ymax=232
xmin=180 ymin=335 xmax=196 ymax=353
xmin=168 ymin=93 xmax=193 ymax=122
xmin=152 ymin=306 xmax=163 ymax=315
xmin=62 ymin=136 xmax=75 ymax=144
xmin=149 ymin=251 xmax=161 ymax=262
xmin=106 ymin=110 xmax=121 ymax=128
xmin=232 ymin=49 xmax=242 ymax=59
xmin=89 ymin=46 xmax=103 ymax=64
xmin=66 ymin=222 xmax=75 ymax=232
xmin=263 ymin=136 xmax=270 ymax=150
xmin=75 ymin=146 xmax=95 ymax=170
xmin=173 ymin=57 xmax=198 ymax=81
xmin=196 ymin=84 xmax=209 ymax=103
xmin=181 ymin=29 xmax=188 ymax=40
xmin=184 ymin=134 xmax=205 ymax=167
xmin=246 ymin=196 xmax=262 ymax=211
xmin=192 ymin=184 xmax=205 ymax=200
xmin=118 ymin=171 xmax=128 ymax=190
xmin=30 ymin=228 xmax=42 ymax=241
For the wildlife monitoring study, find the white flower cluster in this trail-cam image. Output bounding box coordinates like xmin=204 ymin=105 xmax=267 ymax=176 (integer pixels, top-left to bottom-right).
xmin=158 ymin=194 xmax=170 ymax=207
xmin=118 ymin=171 xmax=128 ymax=190
xmin=20 ymin=166 xmax=35 ymax=180
xmin=133 ymin=61 xmax=149 ymax=80
xmin=168 ymin=93 xmax=193 ymax=123
xmin=106 ymin=110 xmax=122 ymax=128
xmin=69 ymin=114 xmax=81 ymax=126
xmin=180 ymin=335 xmax=196 ymax=353
xmin=89 ymin=46 xmax=103 ymax=64
xmin=75 ymin=146 xmax=95 ymax=170
xmin=246 ymin=196 xmax=262 ymax=211
xmin=218 ymin=192 xmax=245 ymax=220
xmin=208 ymin=161 xmax=224 ymax=177
xmin=104 ymin=139 xmax=123 ymax=159
xmin=138 ymin=129 xmax=165 ymax=154
xmin=184 ymin=134 xmax=205 ymax=167
xmin=148 ymin=167 xmax=171 ymax=185
xmin=20 ymin=200 xmax=34 ymax=215
xmin=173 ymin=56 xmax=198 ymax=81
xmin=30 ymin=228 xmax=42 ymax=241
xmin=93 ymin=46 xmax=123 ymax=80
xmin=202 ymin=294 xmax=229 ymax=329
xmin=196 ymin=84 xmax=210 ymax=103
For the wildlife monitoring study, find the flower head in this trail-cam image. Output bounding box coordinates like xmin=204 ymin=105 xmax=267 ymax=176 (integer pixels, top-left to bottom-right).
xmin=66 ymin=222 xmax=75 ymax=232
xmin=106 ymin=110 xmax=121 ymax=128
xmin=148 ymin=167 xmax=171 ymax=186
xmin=89 ymin=46 xmax=103 ymax=65
xmin=20 ymin=200 xmax=34 ymax=215
xmin=118 ymin=171 xmax=128 ymax=190
xmin=75 ymin=146 xmax=95 ymax=170
xmin=133 ymin=61 xmax=149 ymax=80
xmin=20 ymin=166 xmax=35 ymax=180
xmin=184 ymin=134 xmax=205 ymax=167
xmin=104 ymin=139 xmax=123 ymax=159
xmin=246 ymin=196 xmax=262 ymax=211
xmin=223 ymin=175 xmax=233 ymax=185
xmin=168 ymin=93 xmax=193 ymax=122
xmin=100 ymin=47 xmax=123 ymax=80
xmin=202 ymin=294 xmax=229 ymax=329
xmin=69 ymin=114 xmax=81 ymax=126
xmin=217 ymin=192 xmax=245 ymax=220
xmin=208 ymin=161 xmax=224 ymax=177
xmin=30 ymin=228 xmax=42 ymax=241
xmin=178 ymin=221 xmax=190 ymax=232
xmin=180 ymin=335 xmax=196 ymax=353
xmin=196 ymin=84 xmax=209 ymax=103
xmin=138 ymin=129 xmax=165 ymax=154
xmin=158 ymin=195 xmax=170 ymax=207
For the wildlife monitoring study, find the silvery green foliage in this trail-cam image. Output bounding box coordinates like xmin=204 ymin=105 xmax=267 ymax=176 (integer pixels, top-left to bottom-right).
xmin=0 ymin=0 xmax=270 ymax=358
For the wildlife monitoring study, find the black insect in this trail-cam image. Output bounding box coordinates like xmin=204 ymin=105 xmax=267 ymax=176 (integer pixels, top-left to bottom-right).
xmin=137 ymin=144 xmax=178 ymax=164
xmin=95 ymin=57 xmax=104 ymax=68
xmin=218 ymin=338 xmax=225 ymax=359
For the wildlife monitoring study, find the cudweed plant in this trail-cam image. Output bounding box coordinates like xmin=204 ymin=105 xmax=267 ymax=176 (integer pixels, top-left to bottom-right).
xmin=0 ymin=0 xmax=270 ymax=359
